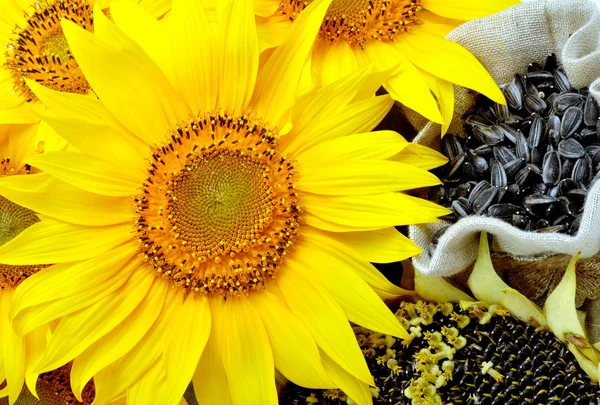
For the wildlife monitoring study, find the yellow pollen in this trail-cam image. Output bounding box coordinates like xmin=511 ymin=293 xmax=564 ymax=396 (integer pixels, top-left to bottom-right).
xmin=4 ymin=0 xmax=94 ymax=102
xmin=0 ymin=160 xmax=46 ymax=289
xmin=279 ymin=0 xmax=421 ymax=47
xmin=135 ymin=111 xmax=301 ymax=297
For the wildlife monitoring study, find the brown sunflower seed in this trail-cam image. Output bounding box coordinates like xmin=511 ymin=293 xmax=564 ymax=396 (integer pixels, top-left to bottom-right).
xmin=515 ymin=130 xmax=530 ymax=161
xmin=473 ymin=186 xmax=498 ymax=214
xmin=504 ymin=159 xmax=523 ymax=177
xmin=558 ymin=138 xmax=585 ymax=159
xmin=452 ymin=198 xmax=473 ymax=218
xmin=553 ymin=92 xmax=584 ymax=113
xmin=584 ymin=93 xmax=599 ymax=126
xmin=447 ymin=153 xmax=466 ymax=178
xmin=553 ymin=69 xmax=571 ymax=93
xmin=528 ymin=115 xmax=544 ymax=148
xmin=524 ymin=93 xmax=547 ymax=114
xmin=560 ymin=106 xmax=583 ymax=139
xmin=487 ymin=203 xmax=522 ymax=221
xmin=491 ymin=161 xmax=508 ymax=189
xmin=502 ymin=80 xmax=524 ymax=110
xmin=441 ymin=135 xmax=464 ymax=160
xmin=493 ymin=145 xmax=517 ymax=165
xmin=542 ymin=150 xmax=561 ymax=185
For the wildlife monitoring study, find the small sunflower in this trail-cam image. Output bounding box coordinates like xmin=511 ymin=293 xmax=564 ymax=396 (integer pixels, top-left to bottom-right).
xmin=0 ymin=0 xmax=170 ymax=132
xmin=0 ymin=124 xmax=58 ymax=405
xmin=254 ymin=0 xmax=519 ymax=132
xmin=0 ymin=0 xmax=448 ymax=404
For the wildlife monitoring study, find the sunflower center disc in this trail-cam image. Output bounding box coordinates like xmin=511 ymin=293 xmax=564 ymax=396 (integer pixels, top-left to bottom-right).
xmin=136 ymin=112 xmax=301 ymax=297
xmin=279 ymin=0 xmax=421 ymax=47
xmin=0 ymin=162 xmax=45 ymax=289
xmin=5 ymin=0 xmax=94 ymax=102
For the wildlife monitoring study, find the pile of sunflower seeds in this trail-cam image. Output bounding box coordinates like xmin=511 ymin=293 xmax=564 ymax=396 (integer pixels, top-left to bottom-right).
xmin=430 ymin=54 xmax=600 ymax=235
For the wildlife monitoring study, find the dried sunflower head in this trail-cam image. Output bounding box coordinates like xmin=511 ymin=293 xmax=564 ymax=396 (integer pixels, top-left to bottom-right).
xmin=280 ymin=301 xmax=600 ymax=404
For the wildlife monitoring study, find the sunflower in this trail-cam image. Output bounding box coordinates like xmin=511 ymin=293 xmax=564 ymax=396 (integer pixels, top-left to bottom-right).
xmin=0 ymin=0 xmax=171 ymax=133
xmin=0 ymin=0 xmax=448 ymax=404
xmin=253 ymin=0 xmax=519 ymax=133
xmin=0 ymin=124 xmax=60 ymax=405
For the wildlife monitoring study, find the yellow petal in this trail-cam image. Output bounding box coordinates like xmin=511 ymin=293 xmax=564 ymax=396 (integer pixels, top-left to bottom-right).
xmin=93 ymin=290 xmax=180 ymax=404
xmin=284 ymin=95 xmax=394 ymax=157
xmin=294 ymin=130 xmax=408 ymax=165
xmin=250 ymin=290 xmax=334 ymax=388
xmin=0 ymin=219 xmax=133 ymax=265
xmin=364 ymin=41 xmax=443 ymax=124
xmin=34 ymin=268 xmax=154 ymax=374
xmin=292 ymin=236 xmax=408 ymax=338
xmin=303 ymin=192 xmax=449 ymax=231
xmin=296 ymin=160 xmax=441 ymax=195
xmin=251 ymin=0 xmax=333 ymax=128
xmin=193 ymin=335 xmax=234 ymax=405
xmin=421 ymin=0 xmax=520 ymax=21
xmin=0 ymin=173 xmax=133 ymax=226
xmin=253 ymin=0 xmax=279 ymax=17
xmin=322 ymin=353 xmax=373 ymax=405
xmin=220 ymin=295 xmax=277 ymax=405
xmin=23 ymin=324 xmax=48 ymax=399
xmin=152 ymin=294 xmax=211 ymax=405
xmin=10 ymin=242 xmax=139 ymax=334
xmin=277 ymin=265 xmax=373 ymax=386
xmin=397 ymin=32 xmax=504 ymax=105
xmin=391 ymin=143 xmax=448 ymax=171
xmin=26 ymin=151 xmax=140 ymax=197
xmin=0 ymin=288 xmax=25 ymax=405
xmin=422 ymin=71 xmax=455 ymax=135
xmin=256 ymin=15 xmax=290 ymax=52
xmin=37 ymin=115 xmax=148 ymax=176
xmin=112 ymin=0 xmax=219 ymax=113
xmin=70 ymin=279 xmax=167 ymax=400
xmin=217 ymin=0 xmax=258 ymax=111
xmin=311 ymin=40 xmax=361 ymax=88
xmin=61 ymin=12 xmax=189 ymax=143
xmin=324 ymin=227 xmax=422 ymax=264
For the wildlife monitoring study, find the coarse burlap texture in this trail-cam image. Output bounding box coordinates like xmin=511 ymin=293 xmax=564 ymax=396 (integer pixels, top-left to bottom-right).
xmin=410 ymin=0 xmax=600 ymax=278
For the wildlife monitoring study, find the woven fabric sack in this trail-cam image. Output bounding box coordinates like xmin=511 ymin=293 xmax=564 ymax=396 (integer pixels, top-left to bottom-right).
xmin=409 ymin=0 xmax=600 ymax=298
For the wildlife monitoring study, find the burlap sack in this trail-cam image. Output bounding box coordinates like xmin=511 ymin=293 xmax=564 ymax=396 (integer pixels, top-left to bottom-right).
xmin=410 ymin=0 xmax=600 ymax=292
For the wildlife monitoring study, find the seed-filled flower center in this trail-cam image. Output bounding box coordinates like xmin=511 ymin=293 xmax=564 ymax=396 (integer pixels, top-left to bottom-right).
xmin=136 ymin=112 xmax=301 ymax=297
xmin=0 ymin=160 xmax=45 ymax=289
xmin=5 ymin=0 xmax=93 ymax=102
xmin=279 ymin=0 xmax=421 ymax=47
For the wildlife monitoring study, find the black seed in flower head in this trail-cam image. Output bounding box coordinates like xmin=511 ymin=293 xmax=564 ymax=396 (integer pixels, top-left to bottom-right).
xmin=279 ymin=302 xmax=600 ymax=404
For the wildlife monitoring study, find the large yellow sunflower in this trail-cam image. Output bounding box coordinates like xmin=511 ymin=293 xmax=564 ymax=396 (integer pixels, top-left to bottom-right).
xmin=0 ymin=0 xmax=448 ymax=404
xmin=0 ymin=0 xmax=171 ymax=130
xmin=254 ymin=0 xmax=519 ymax=132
